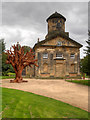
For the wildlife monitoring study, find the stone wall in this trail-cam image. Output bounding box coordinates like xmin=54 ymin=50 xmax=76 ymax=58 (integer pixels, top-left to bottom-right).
xmin=43 ymin=36 xmax=76 ymax=47
xmin=34 ymin=43 xmax=80 ymax=78
xmin=26 ymin=65 xmax=35 ymax=77
xmin=48 ymin=18 xmax=65 ymax=33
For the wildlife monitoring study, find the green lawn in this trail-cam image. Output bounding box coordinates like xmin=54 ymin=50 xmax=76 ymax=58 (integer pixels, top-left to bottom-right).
xmin=66 ymin=80 xmax=90 ymax=86
xmin=0 ymin=76 xmax=15 ymax=79
xmin=0 ymin=76 xmax=30 ymax=79
xmin=1 ymin=87 xmax=89 ymax=118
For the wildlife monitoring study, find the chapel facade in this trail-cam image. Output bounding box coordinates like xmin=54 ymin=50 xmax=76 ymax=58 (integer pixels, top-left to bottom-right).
xmin=26 ymin=12 xmax=82 ymax=78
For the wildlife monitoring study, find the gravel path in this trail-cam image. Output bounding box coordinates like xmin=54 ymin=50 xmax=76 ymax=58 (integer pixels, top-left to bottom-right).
xmin=2 ymin=79 xmax=88 ymax=111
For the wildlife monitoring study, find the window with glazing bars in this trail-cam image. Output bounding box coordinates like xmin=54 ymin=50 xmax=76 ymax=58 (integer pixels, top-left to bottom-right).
xmin=56 ymin=53 xmax=63 ymax=58
xmin=43 ymin=53 xmax=48 ymax=59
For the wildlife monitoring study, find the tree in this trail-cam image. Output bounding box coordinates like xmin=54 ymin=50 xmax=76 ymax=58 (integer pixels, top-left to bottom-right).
xmin=0 ymin=39 xmax=7 ymax=75
xmin=81 ymin=30 xmax=90 ymax=76
xmin=2 ymin=39 xmax=5 ymax=52
xmin=0 ymin=39 xmax=15 ymax=75
xmin=80 ymin=56 xmax=88 ymax=74
xmin=86 ymin=30 xmax=90 ymax=55
xmin=0 ymin=39 xmax=3 ymax=75
xmin=6 ymin=43 xmax=38 ymax=83
xmin=85 ymin=30 xmax=90 ymax=76
xmin=23 ymin=46 xmax=31 ymax=54
xmin=0 ymin=39 xmax=5 ymax=53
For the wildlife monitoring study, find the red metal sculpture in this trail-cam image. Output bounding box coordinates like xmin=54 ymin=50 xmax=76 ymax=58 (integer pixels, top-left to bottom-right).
xmin=6 ymin=43 xmax=38 ymax=83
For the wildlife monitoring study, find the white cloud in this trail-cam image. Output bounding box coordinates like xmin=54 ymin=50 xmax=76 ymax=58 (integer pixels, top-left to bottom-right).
xmin=0 ymin=25 xmax=45 ymax=49
xmin=1 ymin=2 xmax=88 ymax=59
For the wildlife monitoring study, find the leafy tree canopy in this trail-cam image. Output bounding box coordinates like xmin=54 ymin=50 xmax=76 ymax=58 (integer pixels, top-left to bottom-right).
xmin=0 ymin=39 xmax=5 ymax=53
xmin=81 ymin=30 xmax=90 ymax=76
xmin=1 ymin=39 xmax=15 ymax=75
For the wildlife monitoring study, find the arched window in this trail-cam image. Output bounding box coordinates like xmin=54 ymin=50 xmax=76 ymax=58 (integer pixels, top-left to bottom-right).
xmin=56 ymin=23 xmax=61 ymax=28
xmin=57 ymin=41 xmax=62 ymax=46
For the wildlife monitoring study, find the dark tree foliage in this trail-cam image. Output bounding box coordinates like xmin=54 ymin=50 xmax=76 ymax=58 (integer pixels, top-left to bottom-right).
xmin=81 ymin=30 xmax=90 ymax=76
xmin=0 ymin=39 xmax=5 ymax=53
xmin=23 ymin=45 xmax=31 ymax=54
xmin=86 ymin=30 xmax=90 ymax=76
xmin=0 ymin=39 xmax=3 ymax=74
xmin=86 ymin=30 xmax=90 ymax=55
xmin=0 ymin=39 xmax=15 ymax=76
xmin=2 ymin=39 xmax=5 ymax=52
xmin=80 ymin=56 xmax=88 ymax=74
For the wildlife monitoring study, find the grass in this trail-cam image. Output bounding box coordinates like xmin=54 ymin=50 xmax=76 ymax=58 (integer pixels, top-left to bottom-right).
xmin=1 ymin=87 xmax=89 ymax=118
xmin=66 ymin=80 xmax=90 ymax=86
xmin=0 ymin=76 xmax=31 ymax=79
xmin=7 ymin=72 xmax=15 ymax=76
xmin=0 ymin=76 xmax=15 ymax=79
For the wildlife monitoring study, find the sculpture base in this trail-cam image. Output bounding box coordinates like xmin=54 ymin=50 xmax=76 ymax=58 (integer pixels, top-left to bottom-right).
xmin=10 ymin=80 xmax=28 ymax=83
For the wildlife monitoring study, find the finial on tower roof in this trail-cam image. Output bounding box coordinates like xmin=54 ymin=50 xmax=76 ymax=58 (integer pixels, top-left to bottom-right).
xmin=37 ymin=38 xmax=39 ymax=43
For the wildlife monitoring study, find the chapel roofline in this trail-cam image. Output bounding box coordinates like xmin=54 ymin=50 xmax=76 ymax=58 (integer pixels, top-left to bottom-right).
xmin=46 ymin=11 xmax=66 ymax=22
xmin=33 ymin=31 xmax=83 ymax=50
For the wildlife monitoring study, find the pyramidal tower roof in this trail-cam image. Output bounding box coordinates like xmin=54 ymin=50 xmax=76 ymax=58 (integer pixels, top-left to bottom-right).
xmin=46 ymin=11 xmax=66 ymax=22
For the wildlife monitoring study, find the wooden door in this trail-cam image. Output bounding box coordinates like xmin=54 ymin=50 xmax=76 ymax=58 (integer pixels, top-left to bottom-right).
xmin=56 ymin=63 xmax=65 ymax=77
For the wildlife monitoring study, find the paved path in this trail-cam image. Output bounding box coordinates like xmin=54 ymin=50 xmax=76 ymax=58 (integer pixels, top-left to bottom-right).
xmin=2 ymin=79 xmax=88 ymax=111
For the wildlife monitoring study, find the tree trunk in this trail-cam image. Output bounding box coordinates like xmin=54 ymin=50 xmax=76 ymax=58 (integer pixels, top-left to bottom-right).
xmin=83 ymin=73 xmax=85 ymax=80
xmin=15 ymin=70 xmax=23 ymax=83
xmin=10 ymin=69 xmax=28 ymax=83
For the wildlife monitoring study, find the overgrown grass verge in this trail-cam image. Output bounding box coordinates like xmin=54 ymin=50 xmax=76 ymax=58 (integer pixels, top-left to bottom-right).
xmin=2 ymin=87 xmax=89 ymax=118
xmin=66 ymin=80 xmax=90 ymax=86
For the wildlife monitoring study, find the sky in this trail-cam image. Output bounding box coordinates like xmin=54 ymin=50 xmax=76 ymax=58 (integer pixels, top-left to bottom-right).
xmin=0 ymin=1 xmax=89 ymax=58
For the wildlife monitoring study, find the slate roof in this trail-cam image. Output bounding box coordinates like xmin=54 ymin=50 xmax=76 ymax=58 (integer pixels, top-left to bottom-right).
xmin=46 ymin=12 xmax=66 ymax=22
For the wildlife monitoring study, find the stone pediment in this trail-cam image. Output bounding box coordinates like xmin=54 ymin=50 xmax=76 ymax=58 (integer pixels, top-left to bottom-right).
xmin=33 ymin=31 xmax=82 ymax=49
xmin=42 ymin=36 xmax=78 ymax=47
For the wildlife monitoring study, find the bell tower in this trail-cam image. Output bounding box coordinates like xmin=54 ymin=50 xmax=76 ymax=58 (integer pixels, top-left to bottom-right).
xmin=46 ymin=12 xmax=66 ymax=33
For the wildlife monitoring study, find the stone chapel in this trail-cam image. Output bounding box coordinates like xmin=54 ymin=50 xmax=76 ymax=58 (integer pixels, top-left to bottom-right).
xmin=25 ymin=12 xmax=82 ymax=78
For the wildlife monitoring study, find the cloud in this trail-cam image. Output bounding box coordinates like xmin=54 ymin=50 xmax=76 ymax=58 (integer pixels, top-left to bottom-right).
xmin=1 ymin=25 xmax=45 ymax=49
xmin=1 ymin=2 xmax=88 ymax=58
xmin=89 ymin=1 xmax=90 ymax=30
